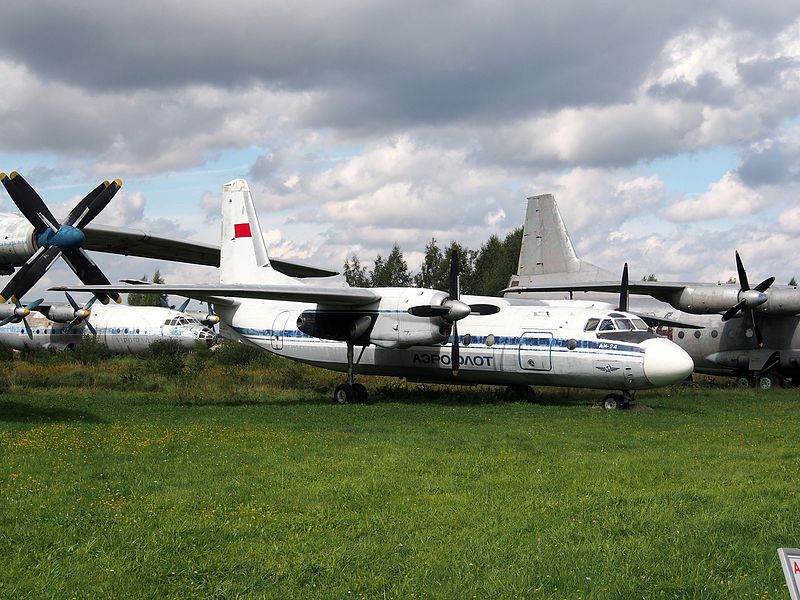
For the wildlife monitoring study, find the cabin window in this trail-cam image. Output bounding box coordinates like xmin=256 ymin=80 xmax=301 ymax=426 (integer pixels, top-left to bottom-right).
xmin=462 ymin=334 xmax=472 ymax=346
xmin=614 ymin=319 xmax=634 ymax=331
xmin=694 ymin=330 xmax=701 ymax=338
xmin=584 ymin=318 xmax=600 ymax=332
xmin=711 ymin=330 xmax=718 ymax=338
xmin=678 ymin=331 xmax=685 ymax=339
xmin=632 ymin=319 xmax=649 ymax=331
xmin=485 ymin=334 xmax=496 ymax=347
xmin=598 ymin=319 xmax=615 ymax=331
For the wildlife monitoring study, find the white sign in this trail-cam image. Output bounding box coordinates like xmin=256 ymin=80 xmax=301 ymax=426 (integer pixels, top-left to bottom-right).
xmin=778 ymin=548 xmax=800 ymax=600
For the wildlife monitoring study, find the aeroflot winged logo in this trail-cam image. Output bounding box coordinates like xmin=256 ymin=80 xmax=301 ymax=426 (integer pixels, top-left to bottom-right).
xmin=234 ymin=223 xmax=252 ymax=238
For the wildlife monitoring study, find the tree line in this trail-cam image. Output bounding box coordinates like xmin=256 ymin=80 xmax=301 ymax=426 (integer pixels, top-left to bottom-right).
xmin=342 ymin=228 xmax=523 ymax=296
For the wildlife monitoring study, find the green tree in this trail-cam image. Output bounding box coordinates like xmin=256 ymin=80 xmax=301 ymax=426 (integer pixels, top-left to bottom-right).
xmin=444 ymin=241 xmax=477 ymax=293
xmin=465 ymin=227 xmax=522 ymax=295
xmin=127 ymin=269 xmax=168 ymax=306
xmin=642 ymin=273 xmax=658 ymax=282
xmin=371 ymin=244 xmax=412 ymax=287
xmin=414 ymin=238 xmax=448 ymax=290
xmin=343 ymin=255 xmax=370 ymax=287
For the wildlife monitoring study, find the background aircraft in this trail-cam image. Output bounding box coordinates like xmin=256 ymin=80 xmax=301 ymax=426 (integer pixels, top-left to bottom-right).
xmin=0 ymin=292 xmax=217 ymax=354
xmin=0 ymin=172 xmax=336 ymax=294
xmin=57 ymin=179 xmax=694 ymax=408
xmin=504 ymin=194 xmax=800 ymax=389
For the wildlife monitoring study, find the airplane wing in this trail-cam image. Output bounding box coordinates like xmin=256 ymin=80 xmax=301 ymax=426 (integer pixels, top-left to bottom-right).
xmin=503 ymin=281 xmax=688 ymax=302
xmin=82 ymin=224 xmax=338 ymax=278
xmin=50 ymin=283 xmax=381 ymax=307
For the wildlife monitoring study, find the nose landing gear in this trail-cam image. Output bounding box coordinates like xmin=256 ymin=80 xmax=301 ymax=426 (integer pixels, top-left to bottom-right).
xmin=600 ymin=390 xmax=633 ymax=410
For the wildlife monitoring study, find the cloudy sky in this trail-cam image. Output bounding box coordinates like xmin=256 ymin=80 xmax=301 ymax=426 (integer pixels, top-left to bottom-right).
xmin=1 ymin=1 xmax=799 ymax=299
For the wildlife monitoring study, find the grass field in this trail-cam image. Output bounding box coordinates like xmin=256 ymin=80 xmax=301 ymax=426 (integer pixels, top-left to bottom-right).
xmin=0 ymin=349 xmax=798 ymax=598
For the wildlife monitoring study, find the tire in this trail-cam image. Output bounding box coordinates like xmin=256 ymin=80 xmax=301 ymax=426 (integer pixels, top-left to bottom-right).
xmin=758 ymin=375 xmax=773 ymax=391
xmin=602 ymin=395 xmax=619 ymax=410
xmin=352 ymin=383 xmax=369 ymax=404
xmin=333 ymin=383 xmax=354 ymax=404
xmin=735 ymin=376 xmax=751 ymax=389
xmin=503 ymin=385 xmax=535 ymax=402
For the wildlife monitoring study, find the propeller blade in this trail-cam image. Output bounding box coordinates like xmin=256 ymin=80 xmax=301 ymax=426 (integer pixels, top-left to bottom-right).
xmin=1 ymin=171 xmax=60 ymax=232
xmin=0 ymin=315 xmax=15 ymax=326
xmin=754 ymin=276 xmax=775 ymax=293
xmin=71 ymin=179 xmax=121 ymax=229
xmin=721 ymin=299 xmax=746 ymax=322
xmin=467 ymin=303 xmax=501 ymax=315
xmin=178 ymin=298 xmax=191 ymax=313
xmin=61 ymin=248 xmax=121 ymax=304
xmin=25 ymin=298 xmax=43 ymax=311
xmin=23 ymin=317 xmax=32 ymax=339
xmin=617 ymin=263 xmax=629 ymax=312
xmin=449 ymin=249 xmax=459 ymax=301
xmin=64 ymin=291 xmax=80 ymax=311
xmin=408 ymin=305 xmax=450 ymax=317
xmin=85 ymin=320 xmax=97 ymax=336
xmin=0 ymin=246 xmax=62 ymax=303
xmin=735 ymin=251 xmax=749 ymax=291
xmin=63 ymin=181 xmax=107 ymax=227
xmin=451 ymin=321 xmax=459 ymax=373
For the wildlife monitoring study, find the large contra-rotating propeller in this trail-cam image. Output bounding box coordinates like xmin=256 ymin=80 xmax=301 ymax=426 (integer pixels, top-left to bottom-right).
xmin=720 ymin=251 xmax=774 ymax=347
xmin=0 ymin=172 xmax=123 ymax=305
xmin=0 ymin=298 xmax=44 ymax=339
xmin=407 ymin=250 xmax=501 ymax=372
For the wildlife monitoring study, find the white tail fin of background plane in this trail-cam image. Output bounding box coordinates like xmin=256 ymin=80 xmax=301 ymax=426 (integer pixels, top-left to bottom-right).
xmin=510 ymin=193 xmax=615 ymax=286
xmin=220 ymin=179 xmax=297 ymax=285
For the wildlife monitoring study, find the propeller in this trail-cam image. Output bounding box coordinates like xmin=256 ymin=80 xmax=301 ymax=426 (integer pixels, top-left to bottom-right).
xmin=720 ymin=251 xmax=775 ymax=347
xmin=0 ymin=172 xmax=123 ymax=305
xmin=407 ymin=250 xmax=500 ymax=372
xmin=0 ymin=298 xmax=44 ymax=339
xmin=617 ymin=263 xmax=630 ymax=312
xmin=169 ymin=297 xmax=220 ymax=327
xmin=63 ymin=292 xmax=97 ymax=336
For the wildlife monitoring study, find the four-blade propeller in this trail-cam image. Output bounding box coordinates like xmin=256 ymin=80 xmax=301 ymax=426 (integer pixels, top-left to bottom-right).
xmin=63 ymin=291 xmax=98 ymax=336
xmin=721 ymin=251 xmax=774 ymax=347
xmin=408 ymin=249 xmax=501 ymax=372
xmin=0 ymin=172 xmax=123 ymax=305
xmin=0 ymin=298 xmax=44 ymax=339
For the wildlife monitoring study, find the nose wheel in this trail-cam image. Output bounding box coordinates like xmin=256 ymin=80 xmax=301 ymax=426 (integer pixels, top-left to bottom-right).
xmin=600 ymin=391 xmax=633 ymax=410
xmin=332 ymin=341 xmax=369 ymax=404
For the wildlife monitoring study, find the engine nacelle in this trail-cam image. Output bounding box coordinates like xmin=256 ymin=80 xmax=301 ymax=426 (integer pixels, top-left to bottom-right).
xmin=0 ymin=216 xmax=36 ymax=274
xmin=369 ymin=288 xmax=450 ymax=348
xmin=670 ymin=285 xmax=741 ymax=314
xmin=755 ymin=287 xmax=800 ymax=316
xmin=43 ymin=306 xmax=81 ymax=323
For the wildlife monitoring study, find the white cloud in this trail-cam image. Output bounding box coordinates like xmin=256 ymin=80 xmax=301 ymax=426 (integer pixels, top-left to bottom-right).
xmin=663 ymin=171 xmax=767 ymax=221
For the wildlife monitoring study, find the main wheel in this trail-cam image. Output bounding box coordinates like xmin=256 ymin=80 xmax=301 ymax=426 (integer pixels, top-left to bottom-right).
xmin=352 ymin=383 xmax=369 ymax=404
xmin=735 ymin=376 xmax=751 ymax=389
xmin=758 ymin=375 xmax=774 ymax=391
xmin=333 ymin=383 xmax=355 ymax=404
xmin=503 ymin=385 xmax=535 ymax=402
xmin=602 ymin=394 xmax=620 ymax=410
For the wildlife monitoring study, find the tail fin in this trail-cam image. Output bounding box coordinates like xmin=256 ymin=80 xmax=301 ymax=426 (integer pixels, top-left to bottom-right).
xmin=220 ymin=179 xmax=297 ymax=285
xmin=511 ymin=194 xmax=615 ymax=285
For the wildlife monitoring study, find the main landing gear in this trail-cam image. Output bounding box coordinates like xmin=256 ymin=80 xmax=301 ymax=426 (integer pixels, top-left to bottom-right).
xmin=735 ymin=371 xmax=784 ymax=390
xmin=599 ymin=391 xmax=633 ymax=410
xmin=332 ymin=341 xmax=370 ymax=404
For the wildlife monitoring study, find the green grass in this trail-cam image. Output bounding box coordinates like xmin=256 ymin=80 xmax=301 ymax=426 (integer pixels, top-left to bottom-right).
xmin=0 ymin=355 xmax=798 ymax=598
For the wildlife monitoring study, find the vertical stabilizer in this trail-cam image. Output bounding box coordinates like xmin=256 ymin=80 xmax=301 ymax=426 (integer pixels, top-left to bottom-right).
xmin=220 ymin=179 xmax=296 ymax=285
xmin=512 ymin=194 xmax=614 ymax=285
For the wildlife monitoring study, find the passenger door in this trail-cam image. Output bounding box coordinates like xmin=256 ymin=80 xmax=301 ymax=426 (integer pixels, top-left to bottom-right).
xmin=518 ymin=331 xmax=553 ymax=371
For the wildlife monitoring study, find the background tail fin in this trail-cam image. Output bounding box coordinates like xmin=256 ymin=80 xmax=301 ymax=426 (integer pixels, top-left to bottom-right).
xmin=511 ymin=194 xmax=615 ymax=286
xmin=220 ymin=179 xmax=296 ymax=285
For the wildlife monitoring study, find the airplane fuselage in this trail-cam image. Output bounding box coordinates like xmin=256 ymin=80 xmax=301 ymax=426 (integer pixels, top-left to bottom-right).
xmin=218 ymin=295 xmax=691 ymax=391
xmin=0 ymin=303 xmax=216 ymax=354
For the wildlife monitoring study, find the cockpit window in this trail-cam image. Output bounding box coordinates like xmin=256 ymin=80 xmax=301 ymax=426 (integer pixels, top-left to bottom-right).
xmin=598 ymin=319 xmax=615 ymax=331
xmin=614 ymin=318 xmax=634 ymax=331
xmin=632 ymin=318 xmax=650 ymax=331
xmin=584 ymin=318 xmax=600 ymax=332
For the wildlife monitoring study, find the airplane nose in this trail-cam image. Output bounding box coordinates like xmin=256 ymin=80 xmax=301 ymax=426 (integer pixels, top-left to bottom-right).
xmin=641 ymin=338 xmax=694 ymax=386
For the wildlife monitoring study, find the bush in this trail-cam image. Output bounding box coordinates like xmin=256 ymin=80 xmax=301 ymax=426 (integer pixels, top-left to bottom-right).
xmin=146 ymin=339 xmax=188 ymax=376
xmin=71 ymin=336 xmax=111 ymax=366
xmin=212 ymin=341 xmax=273 ymax=367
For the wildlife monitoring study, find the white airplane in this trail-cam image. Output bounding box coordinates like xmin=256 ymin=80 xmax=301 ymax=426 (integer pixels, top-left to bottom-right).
xmin=0 ymin=293 xmax=217 ymax=354
xmin=55 ymin=179 xmax=694 ymax=408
